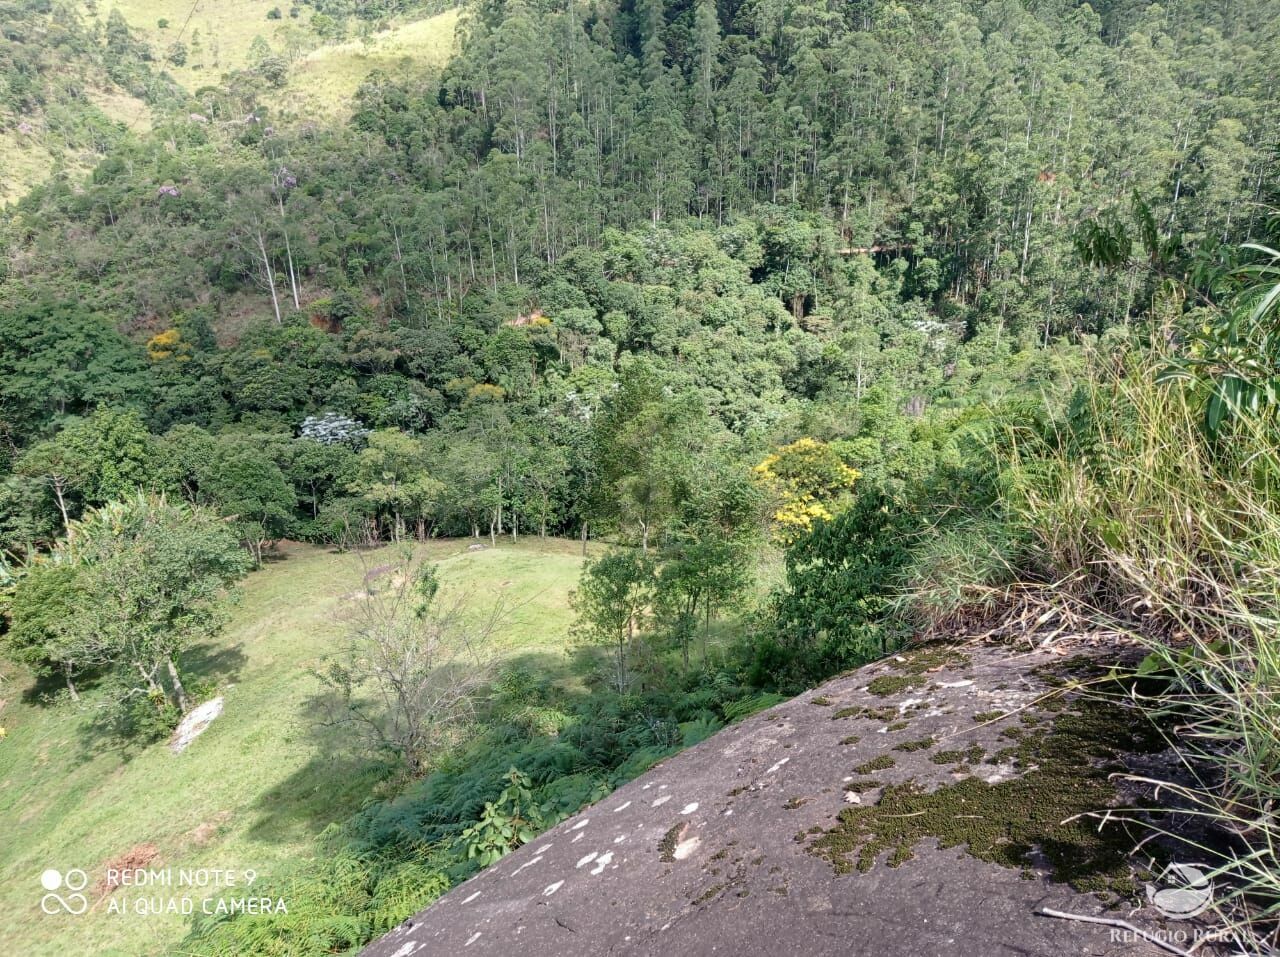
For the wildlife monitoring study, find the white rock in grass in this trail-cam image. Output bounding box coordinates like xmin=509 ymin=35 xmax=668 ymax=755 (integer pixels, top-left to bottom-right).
xmin=170 ymin=697 xmax=224 ymax=753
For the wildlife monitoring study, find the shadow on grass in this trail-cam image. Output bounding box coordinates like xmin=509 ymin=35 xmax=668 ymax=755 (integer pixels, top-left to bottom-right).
xmin=496 ymin=648 xmax=594 ymax=691
xmin=183 ymin=640 xmax=251 ymax=688
xmin=245 ymin=743 xmax=397 ymax=845
xmin=19 ymin=668 xmax=102 ymax=706
xmin=234 ymin=680 xmax=397 ymax=844
xmin=68 ymin=641 xmax=252 ymax=766
xmin=238 ymin=647 xmax=599 ymax=846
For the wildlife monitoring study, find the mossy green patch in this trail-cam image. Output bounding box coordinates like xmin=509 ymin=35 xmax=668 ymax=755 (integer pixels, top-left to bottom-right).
xmin=692 ymin=882 xmax=727 ymax=905
xmin=1030 ymin=654 xmax=1099 ymax=688
xmin=891 ymin=646 xmax=973 ymax=675
xmin=839 ymin=735 xmax=862 ymax=746
xmin=842 ymin=778 xmax=882 ymax=793
xmin=832 ymin=705 xmax=896 ymax=722
xmin=810 ymin=695 xmax=834 ymax=706
xmin=659 ymin=822 xmax=685 ymax=863
xmin=893 ymin=737 xmax=935 ymax=752
xmin=867 ymin=674 xmax=921 ymax=697
xmin=930 ymin=744 xmax=985 ymax=765
xmin=852 ymin=755 xmax=896 ymax=774
xmin=972 ymin=709 xmax=1007 ymax=723
xmin=809 ymin=693 xmax=1165 ymax=899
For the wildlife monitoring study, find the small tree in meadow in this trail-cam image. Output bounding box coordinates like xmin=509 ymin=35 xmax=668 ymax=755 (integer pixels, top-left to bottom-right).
xmin=9 ymin=494 xmax=250 ymax=721
xmin=318 ymin=551 xmax=502 ymax=773
xmin=572 ymin=549 xmax=656 ymax=691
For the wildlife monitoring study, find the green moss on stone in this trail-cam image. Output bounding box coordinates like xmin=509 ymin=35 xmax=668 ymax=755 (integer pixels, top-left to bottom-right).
xmin=808 ymin=694 xmax=1165 ymax=900
xmin=868 ymin=674 xmax=921 ymax=697
xmin=659 ymin=822 xmax=685 ymax=863
xmin=853 ymin=755 xmax=896 ymax=774
xmin=891 ymin=646 xmax=973 ymax=675
xmin=930 ymin=744 xmax=985 ymax=765
xmin=832 ymin=705 xmax=896 ymax=722
xmin=692 ymin=883 xmax=726 ymax=905
xmin=893 ymin=737 xmax=935 ymax=753
xmin=842 ymin=778 xmax=882 ymax=793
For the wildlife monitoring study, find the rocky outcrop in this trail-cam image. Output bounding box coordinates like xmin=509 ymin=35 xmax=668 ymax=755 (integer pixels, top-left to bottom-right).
xmin=364 ymin=641 xmax=1185 ymax=957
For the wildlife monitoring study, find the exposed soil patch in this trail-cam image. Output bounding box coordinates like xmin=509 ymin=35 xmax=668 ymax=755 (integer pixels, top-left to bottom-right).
xmin=185 ymin=810 xmax=234 ymax=848
xmin=95 ymin=843 xmax=160 ymax=896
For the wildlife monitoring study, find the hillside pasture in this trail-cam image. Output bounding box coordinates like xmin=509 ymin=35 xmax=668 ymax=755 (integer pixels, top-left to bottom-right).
xmin=0 ymin=538 xmax=583 ymax=957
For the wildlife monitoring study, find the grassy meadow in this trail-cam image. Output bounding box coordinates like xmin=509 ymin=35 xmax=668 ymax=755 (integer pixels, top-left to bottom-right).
xmin=0 ymin=537 xmax=584 ymax=957
xmin=277 ymin=10 xmax=460 ymax=118
xmin=93 ymin=0 xmax=459 ymax=119
xmin=98 ymin=0 xmax=303 ymax=89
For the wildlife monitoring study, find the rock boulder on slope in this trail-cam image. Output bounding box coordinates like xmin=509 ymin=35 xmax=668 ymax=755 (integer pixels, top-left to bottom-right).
xmin=364 ymin=641 xmax=1190 ymax=957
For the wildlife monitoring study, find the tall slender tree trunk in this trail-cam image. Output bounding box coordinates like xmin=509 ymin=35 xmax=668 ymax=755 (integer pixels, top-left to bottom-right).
xmin=277 ymin=193 xmax=300 ymax=310
xmin=255 ymin=229 xmax=282 ymax=324
xmin=167 ymin=657 xmax=191 ymax=714
xmin=282 ymin=227 xmax=300 ymax=310
xmin=51 ymin=477 xmax=72 ymax=538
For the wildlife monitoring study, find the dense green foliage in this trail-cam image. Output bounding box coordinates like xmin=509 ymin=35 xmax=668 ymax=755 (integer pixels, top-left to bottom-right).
xmin=3 ymin=492 xmax=249 ymax=747
xmin=2 ymin=0 xmax=1272 ymax=566
xmin=3 ymin=0 xmax=1274 ymax=561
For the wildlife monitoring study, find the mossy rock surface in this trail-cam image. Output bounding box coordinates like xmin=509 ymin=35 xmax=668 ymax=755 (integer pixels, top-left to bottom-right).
xmin=365 ymin=641 xmax=1176 ymax=957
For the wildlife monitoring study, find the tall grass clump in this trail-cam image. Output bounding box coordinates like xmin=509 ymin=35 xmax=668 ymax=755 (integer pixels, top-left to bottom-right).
xmin=896 ymin=515 xmax=1021 ymax=635
xmin=998 ymin=340 xmax=1280 ymax=945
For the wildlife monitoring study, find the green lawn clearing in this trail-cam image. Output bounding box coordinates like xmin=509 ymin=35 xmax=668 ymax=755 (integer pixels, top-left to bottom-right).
xmin=0 ymin=537 xmax=583 ymax=957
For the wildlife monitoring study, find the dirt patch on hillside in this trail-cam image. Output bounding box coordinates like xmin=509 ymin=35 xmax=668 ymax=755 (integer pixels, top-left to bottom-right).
xmin=95 ymin=843 xmax=160 ymax=897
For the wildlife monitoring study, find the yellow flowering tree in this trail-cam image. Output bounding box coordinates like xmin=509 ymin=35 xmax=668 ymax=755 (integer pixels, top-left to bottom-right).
xmin=753 ymin=438 xmax=859 ymax=542
xmin=145 ymin=327 xmax=191 ymax=362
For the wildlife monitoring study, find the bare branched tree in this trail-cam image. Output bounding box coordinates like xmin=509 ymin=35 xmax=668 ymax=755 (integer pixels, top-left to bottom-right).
xmin=318 ymin=547 xmax=504 ymax=773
